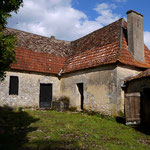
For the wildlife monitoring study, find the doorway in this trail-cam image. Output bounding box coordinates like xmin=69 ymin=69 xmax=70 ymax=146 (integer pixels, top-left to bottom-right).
xmin=77 ymin=83 xmax=84 ymax=110
xmin=39 ymin=83 xmax=52 ymax=108
xmin=140 ymin=88 xmax=150 ymax=125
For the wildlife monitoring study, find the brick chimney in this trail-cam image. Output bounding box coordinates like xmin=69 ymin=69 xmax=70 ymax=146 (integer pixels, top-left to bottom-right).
xmin=126 ymin=10 xmax=144 ymax=62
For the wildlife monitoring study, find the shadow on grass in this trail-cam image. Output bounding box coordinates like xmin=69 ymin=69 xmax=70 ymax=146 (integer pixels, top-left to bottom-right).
xmin=115 ymin=116 xmax=150 ymax=135
xmin=133 ymin=125 xmax=150 ymax=135
xmin=115 ymin=117 xmax=125 ymax=124
xmin=24 ymin=139 xmax=81 ymax=150
xmin=0 ymin=106 xmax=39 ymax=150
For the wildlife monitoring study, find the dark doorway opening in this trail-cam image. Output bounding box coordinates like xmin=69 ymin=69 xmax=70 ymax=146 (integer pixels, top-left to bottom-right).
xmin=140 ymin=88 xmax=150 ymax=126
xmin=9 ymin=76 xmax=19 ymax=95
xmin=39 ymin=83 xmax=52 ymax=108
xmin=77 ymin=83 xmax=84 ymax=110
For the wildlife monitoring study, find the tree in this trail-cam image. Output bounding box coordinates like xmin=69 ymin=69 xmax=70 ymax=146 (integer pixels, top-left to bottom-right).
xmin=0 ymin=0 xmax=23 ymax=80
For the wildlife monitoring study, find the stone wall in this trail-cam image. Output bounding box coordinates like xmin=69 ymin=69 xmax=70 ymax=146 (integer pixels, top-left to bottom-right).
xmin=60 ymin=65 xmax=118 ymax=115
xmin=60 ymin=64 xmax=141 ymax=115
xmin=0 ymin=65 xmax=141 ymax=116
xmin=0 ymin=71 xmax=60 ymax=108
xmin=116 ymin=65 xmax=140 ymax=113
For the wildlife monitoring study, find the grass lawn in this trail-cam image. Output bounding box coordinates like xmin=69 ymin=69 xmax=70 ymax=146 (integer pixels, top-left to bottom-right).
xmin=0 ymin=109 xmax=150 ymax=150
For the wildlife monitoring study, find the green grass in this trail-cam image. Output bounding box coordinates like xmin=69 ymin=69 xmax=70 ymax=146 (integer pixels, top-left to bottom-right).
xmin=0 ymin=108 xmax=150 ymax=150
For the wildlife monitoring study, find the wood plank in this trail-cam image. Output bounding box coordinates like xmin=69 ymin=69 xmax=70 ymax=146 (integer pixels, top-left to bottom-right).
xmin=125 ymin=93 xmax=141 ymax=123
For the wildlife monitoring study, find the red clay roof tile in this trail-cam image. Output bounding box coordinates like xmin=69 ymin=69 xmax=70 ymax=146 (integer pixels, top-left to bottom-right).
xmin=7 ymin=18 xmax=150 ymax=75
xmin=63 ymin=42 xmax=120 ymax=73
xmin=10 ymin=47 xmax=66 ymax=74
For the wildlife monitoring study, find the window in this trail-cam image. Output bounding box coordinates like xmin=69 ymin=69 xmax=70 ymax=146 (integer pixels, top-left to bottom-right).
xmin=9 ymin=76 xmax=19 ymax=95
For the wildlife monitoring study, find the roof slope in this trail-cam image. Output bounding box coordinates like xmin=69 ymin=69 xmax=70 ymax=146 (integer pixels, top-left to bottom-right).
xmin=11 ymin=47 xmax=66 ymax=74
xmin=63 ymin=19 xmax=150 ymax=73
xmin=118 ymin=21 xmax=150 ymax=68
xmin=63 ymin=19 xmax=123 ymax=73
xmin=5 ymin=28 xmax=72 ymax=57
xmin=125 ymin=69 xmax=150 ymax=82
xmin=70 ymin=18 xmax=122 ymax=55
xmin=7 ymin=18 xmax=150 ymax=75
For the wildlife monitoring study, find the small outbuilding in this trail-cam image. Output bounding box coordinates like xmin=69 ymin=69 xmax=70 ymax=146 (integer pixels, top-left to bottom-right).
xmin=124 ymin=69 xmax=150 ymax=126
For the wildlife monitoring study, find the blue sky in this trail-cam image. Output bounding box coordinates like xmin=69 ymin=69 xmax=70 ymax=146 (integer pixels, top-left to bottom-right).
xmin=73 ymin=0 xmax=150 ymax=31
xmin=8 ymin=0 xmax=150 ymax=48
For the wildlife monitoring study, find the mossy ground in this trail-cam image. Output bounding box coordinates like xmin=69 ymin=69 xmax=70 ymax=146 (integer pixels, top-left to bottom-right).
xmin=0 ymin=109 xmax=150 ymax=150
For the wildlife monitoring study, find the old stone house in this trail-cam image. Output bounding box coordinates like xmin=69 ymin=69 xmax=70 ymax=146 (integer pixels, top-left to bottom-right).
xmin=0 ymin=10 xmax=150 ymax=122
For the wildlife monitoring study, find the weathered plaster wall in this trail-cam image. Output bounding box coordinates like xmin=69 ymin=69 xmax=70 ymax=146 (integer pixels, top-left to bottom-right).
xmin=116 ymin=65 xmax=140 ymax=113
xmin=60 ymin=65 xmax=141 ymax=115
xmin=60 ymin=65 xmax=119 ymax=115
xmin=0 ymin=65 xmax=142 ymax=115
xmin=0 ymin=71 xmax=60 ymax=108
xmin=126 ymin=78 xmax=150 ymax=93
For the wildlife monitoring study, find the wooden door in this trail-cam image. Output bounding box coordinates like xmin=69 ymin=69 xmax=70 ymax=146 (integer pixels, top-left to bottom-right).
xmin=40 ymin=83 xmax=52 ymax=108
xmin=125 ymin=93 xmax=141 ymax=125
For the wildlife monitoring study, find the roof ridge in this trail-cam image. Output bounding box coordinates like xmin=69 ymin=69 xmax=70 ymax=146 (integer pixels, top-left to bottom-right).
xmin=5 ymin=27 xmax=70 ymax=43
xmin=71 ymin=18 xmax=124 ymax=43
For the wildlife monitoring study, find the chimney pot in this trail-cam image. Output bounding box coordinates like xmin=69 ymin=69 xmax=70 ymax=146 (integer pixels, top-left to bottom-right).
xmin=126 ymin=10 xmax=143 ymax=17
xmin=51 ymin=35 xmax=55 ymax=39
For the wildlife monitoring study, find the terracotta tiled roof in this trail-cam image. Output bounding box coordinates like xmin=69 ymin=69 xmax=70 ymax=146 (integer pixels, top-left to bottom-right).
xmin=4 ymin=28 xmax=72 ymax=57
xmin=70 ymin=18 xmax=122 ymax=55
xmin=63 ymin=41 xmax=120 ymax=73
xmin=11 ymin=47 xmax=66 ymax=74
xmin=118 ymin=19 xmax=150 ymax=69
xmin=63 ymin=18 xmax=150 ymax=73
xmin=119 ymin=37 xmax=150 ymax=69
xmin=7 ymin=18 xmax=150 ymax=75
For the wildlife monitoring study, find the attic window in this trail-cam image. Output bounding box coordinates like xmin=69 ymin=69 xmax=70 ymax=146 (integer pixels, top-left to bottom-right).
xmin=9 ymin=76 xmax=19 ymax=95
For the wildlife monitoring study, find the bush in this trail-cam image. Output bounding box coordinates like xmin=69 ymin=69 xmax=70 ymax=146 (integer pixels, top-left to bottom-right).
xmin=18 ymin=107 xmax=23 ymax=112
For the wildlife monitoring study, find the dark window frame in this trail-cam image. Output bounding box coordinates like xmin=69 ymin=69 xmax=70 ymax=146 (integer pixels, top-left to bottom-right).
xmin=9 ymin=76 xmax=19 ymax=95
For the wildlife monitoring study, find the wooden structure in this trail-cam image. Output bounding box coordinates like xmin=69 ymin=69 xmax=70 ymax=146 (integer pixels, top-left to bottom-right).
xmin=125 ymin=93 xmax=141 ymax=125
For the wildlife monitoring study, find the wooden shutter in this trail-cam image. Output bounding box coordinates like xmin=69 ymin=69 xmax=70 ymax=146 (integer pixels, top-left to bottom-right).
xmin=125 ymin=93 xmax=141 ymax=125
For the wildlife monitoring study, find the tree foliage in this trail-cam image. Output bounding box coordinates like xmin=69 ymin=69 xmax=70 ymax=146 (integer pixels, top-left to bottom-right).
xmin=0 ymin=0 xmax=23 ymax=80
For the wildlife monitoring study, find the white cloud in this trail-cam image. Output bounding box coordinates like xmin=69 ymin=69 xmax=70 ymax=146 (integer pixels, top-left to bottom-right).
xmin=113 ymin=0 xmax=127 ymax=2
xmin=144 ymin=31 xmax=150 ymax=49
xmin=94 ymin=3 xmax=120 ymax=25
xmin=7 ymin=0 xmax=121 ymax=41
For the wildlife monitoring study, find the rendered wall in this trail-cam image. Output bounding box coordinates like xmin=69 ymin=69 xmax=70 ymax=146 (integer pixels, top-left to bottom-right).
xmin=60 ymin=65 xmax=119 ymax=115
xmin=0 ymin=65 xmax=141 ymax=116
xmin=0 ymin=71 xmax=60 ymax=108
xmin=60 ymin=65 xmax=140 ymax=115
xmin=116 ymin=65 xmax=140 ymax=113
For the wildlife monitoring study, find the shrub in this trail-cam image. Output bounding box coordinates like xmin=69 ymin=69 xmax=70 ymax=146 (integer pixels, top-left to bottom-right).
xmin=18 ymin=107 xmax=23 ymax=112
